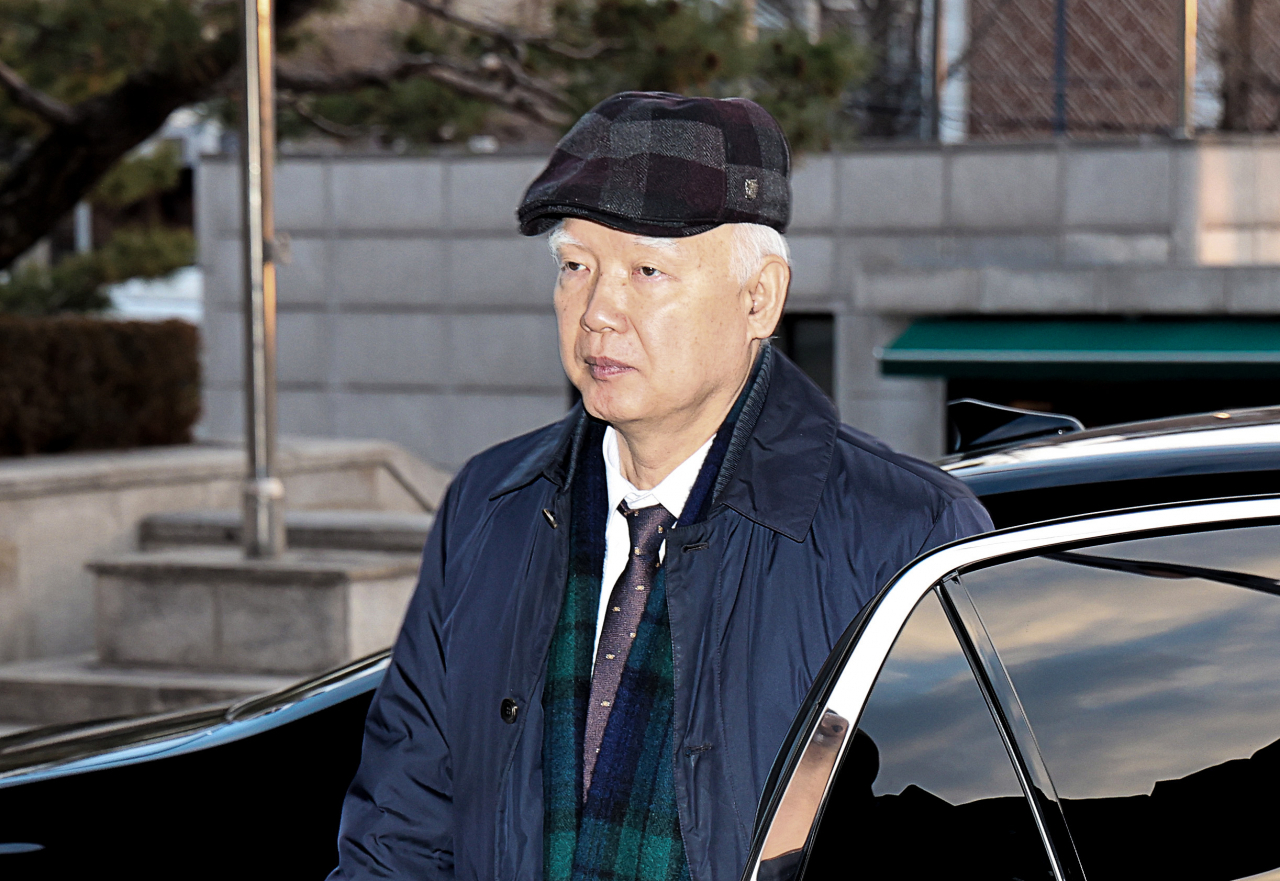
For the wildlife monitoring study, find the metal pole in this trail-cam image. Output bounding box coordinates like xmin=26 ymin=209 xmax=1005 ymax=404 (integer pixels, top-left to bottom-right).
xmin=930 ymin=0 xmax=946 ymax=140
xmin=240 ymin=0 xmax=285 ymax=558
xmin=1053 ymin=0 xmax=1068 ymax=136
xmin=1176 ymin=0 xmax=1198 ymax=138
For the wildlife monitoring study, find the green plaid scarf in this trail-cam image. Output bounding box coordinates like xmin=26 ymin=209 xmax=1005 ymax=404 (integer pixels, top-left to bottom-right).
xmin=542 ymin=349 xmax=772 ymax=881
xmin=542 ymin=417 xmax=608 ymax=879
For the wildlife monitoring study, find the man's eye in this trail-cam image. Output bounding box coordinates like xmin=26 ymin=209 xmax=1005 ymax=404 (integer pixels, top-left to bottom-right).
xmin=561 ymin=261 xmax=585 ymax=272
xmin=638 ymin=266 xmax=660 ymax=278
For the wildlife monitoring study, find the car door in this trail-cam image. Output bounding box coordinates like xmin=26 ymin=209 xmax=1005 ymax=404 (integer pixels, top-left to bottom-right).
xmin=744 ymin=496 xmax=1280 ymax=881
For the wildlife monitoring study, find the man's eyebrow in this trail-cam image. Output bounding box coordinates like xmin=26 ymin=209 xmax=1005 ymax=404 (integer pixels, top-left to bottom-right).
xmin=631 ymin=236 xmax=680 ymax=251
xmin=548 ymin=228 xmax=585 ymax=257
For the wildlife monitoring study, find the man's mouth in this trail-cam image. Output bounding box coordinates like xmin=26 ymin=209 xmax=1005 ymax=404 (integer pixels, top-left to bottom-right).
xmin=584 ymin=356 xmax=633 ymax=379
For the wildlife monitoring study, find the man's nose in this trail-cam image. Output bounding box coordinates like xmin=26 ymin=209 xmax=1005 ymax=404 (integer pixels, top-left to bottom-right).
xmin=580 ymin=271 xmax=628 ymax=334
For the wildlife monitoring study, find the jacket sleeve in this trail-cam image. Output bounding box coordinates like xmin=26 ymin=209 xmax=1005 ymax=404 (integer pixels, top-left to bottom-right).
xmin=330 ymin=481 xmax=460 ymax=880
xmin=915 ymin=495 xmax=994 ymax=558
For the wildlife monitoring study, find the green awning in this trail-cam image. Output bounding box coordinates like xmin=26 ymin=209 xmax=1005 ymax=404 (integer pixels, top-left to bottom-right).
xmin=878 ymin=319 xmax=1280 ymax=380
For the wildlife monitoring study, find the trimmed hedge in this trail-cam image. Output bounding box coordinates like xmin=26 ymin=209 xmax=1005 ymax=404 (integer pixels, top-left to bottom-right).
xmin=0 ymin=316 xmax=201 ymax=456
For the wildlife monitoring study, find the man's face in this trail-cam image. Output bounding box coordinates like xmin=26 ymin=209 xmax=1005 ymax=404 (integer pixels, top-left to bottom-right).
xmin=552 ymin=218 xmax=763 ymax=434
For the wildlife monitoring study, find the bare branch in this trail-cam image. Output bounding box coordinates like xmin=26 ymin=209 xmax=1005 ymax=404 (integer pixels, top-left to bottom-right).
xmin=486 ymin=52 xmax=571 ymax=107
xmin=0 ymin=58 xmax=75 ymax=125
xmin=276 ymin=53 xmax=571 ymax=126
xmin=426 ymin=65 xmax=571 ymax=126
xmin=278 ymin=91 xmax=369 ymax=140
xmin=538 ymin=39 xmax=617 ymax=61
xmin=401 ymin=0 xmax=522 ymax=49
xmin=399 ymin=0 xmax=615 ymax=62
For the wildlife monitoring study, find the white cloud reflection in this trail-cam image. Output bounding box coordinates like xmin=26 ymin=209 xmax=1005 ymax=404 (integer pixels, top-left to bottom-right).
xmin=964 ymin=525 xmax=1280 ymax=800
xmin=849 ymin=525 xmax=1280 ymax=805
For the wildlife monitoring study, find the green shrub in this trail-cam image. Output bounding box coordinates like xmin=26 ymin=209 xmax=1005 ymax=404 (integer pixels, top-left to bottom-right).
xmin=0 ymin=315 xmax=201 ymax=456
xmin=0 ymin=225 xmax=195 ymax=316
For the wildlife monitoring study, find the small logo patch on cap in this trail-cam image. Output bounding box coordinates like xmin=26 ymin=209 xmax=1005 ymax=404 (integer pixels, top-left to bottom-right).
xmin=745 ymin=179 xmax=759 ymax=200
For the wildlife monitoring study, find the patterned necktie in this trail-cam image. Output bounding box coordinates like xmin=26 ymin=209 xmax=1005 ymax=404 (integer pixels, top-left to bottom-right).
xmin=583 ymin=500 xmax=676 ymax=797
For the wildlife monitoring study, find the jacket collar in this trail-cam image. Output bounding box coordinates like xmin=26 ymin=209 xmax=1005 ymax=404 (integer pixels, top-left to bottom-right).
xmin=490 ymin=404 xmax=586 ymax=499
xmin=713 ymin=348 xmax=837 ymax=542
xmin=491 ymin=347 xmax=839 ymax=542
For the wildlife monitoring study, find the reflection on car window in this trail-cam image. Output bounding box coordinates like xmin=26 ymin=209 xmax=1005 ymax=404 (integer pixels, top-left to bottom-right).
xmin=963 ymin=524 xmax=1280 ymax=881
xmin=799 ymin=590 xmax=1051 ymax=881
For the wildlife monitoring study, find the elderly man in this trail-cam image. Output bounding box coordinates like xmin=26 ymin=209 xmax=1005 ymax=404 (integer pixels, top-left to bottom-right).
xmin=331 ymin=92 xmax=991 ymax=881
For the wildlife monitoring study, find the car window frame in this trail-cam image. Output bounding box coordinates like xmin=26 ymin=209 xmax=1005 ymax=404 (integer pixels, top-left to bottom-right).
xmin=742 ymin=495 xmax=1280 ymax=881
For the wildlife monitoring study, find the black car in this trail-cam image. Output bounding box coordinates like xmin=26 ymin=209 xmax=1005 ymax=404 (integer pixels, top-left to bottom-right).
xmin=4 ymin=407 xmax=1280 ymax=879
xmin=942 ymin=404 xmax=1280 ymax=528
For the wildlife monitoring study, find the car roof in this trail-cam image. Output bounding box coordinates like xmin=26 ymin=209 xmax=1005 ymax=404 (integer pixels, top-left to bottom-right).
xmin=941 ymin=405 xmax=1280 ymax=497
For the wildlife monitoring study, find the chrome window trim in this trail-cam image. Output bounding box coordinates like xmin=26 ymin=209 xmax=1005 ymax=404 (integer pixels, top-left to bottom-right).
xmin=941 ymin=577 xmax=1082 ymax=880
xmin=744 ymin=495 xmax=1280 ymax=881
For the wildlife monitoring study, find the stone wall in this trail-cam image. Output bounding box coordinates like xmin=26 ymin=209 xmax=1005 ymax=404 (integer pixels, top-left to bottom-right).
xmin=198 ymin=156 xmax=567 ymax=471
xmin=196 ymin=137 xmax=1280 ymax=469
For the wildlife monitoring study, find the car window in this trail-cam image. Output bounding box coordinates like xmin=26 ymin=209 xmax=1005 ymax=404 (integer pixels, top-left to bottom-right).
xmin=756 ymin=589 xmax=1052 ymax=881
xmin=961 ymin=524 xmax=1280 ymax=881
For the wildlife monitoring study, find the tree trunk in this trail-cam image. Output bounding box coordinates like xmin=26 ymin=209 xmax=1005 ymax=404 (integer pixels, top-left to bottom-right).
xmin=0 ymin=0 xmax=325 ymax=271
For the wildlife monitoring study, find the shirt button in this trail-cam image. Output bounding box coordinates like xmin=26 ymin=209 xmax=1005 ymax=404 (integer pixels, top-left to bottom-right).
xmin=500 ymin=698 xmax=519 ymax=724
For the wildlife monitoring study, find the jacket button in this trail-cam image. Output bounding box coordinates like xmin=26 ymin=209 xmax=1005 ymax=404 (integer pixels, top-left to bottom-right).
xmin=500 ymin=698 xmax=519 ymax=724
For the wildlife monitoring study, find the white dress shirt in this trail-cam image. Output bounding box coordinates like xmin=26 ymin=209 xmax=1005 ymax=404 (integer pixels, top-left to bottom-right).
xmin=597 ymin=426 xmax=713 ymax=659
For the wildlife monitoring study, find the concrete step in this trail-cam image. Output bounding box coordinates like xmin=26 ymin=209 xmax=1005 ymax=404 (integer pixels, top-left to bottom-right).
xmin=0 ymin=654 xmax=294 ymax=725
xmin=139 ymin=508 xmax=434 ymax=554
xmin=89 ymin=548 xmax=420 ymax=675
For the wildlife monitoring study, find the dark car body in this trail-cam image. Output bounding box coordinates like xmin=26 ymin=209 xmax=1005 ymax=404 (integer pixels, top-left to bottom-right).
xmin=3 ymin=407 xmax=1280 ymax=879
xmin=942 ymin=405 xmax=1280 ymax=528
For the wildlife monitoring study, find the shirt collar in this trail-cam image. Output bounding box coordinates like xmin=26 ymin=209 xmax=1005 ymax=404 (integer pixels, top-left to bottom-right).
xmin=490 ymin=347 xmax=839 ymax=543
xmin=603 ymin=426 xmax=714 ymax=520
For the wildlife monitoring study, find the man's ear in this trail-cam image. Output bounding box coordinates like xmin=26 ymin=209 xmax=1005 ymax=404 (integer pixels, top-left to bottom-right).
xmin=746 ymin=255 xmax=790 ymax=340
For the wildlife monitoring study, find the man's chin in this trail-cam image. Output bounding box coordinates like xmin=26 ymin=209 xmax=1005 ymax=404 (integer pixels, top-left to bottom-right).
xmin=579 ymin=391 xmax=645 ymax=428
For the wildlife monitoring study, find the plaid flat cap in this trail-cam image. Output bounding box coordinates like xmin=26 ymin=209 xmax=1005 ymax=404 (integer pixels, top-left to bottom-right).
xmin=517 ymin=91 xmax=791 ymax=237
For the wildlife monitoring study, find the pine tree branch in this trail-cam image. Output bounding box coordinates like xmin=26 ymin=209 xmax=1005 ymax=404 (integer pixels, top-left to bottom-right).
xmin=0 ymin=0 xmax=583 ymax=270
xmin=400 ymin=0 xmax=615 ymax=61
xmin=0 ymin=0 xmax=327 ymax=271
xmin=276 ymin=53 xmax=571 ymax=126
xmin=279 ymin=91 xmax=370 ymax=140
xmin=0 ymin=58 xmax=75 ymax=126
xmin=401 ymin=0 xmax=525 ymax=51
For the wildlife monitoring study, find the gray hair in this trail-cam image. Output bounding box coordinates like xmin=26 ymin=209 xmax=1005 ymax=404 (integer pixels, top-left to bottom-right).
xmin=547 ymin=221 xmax=789 ymax=286
xmin=727 ymin=223 xmax=790 ymax=286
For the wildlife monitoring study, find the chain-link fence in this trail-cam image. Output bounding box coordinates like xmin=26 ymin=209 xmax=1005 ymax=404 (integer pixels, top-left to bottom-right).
xmin=967 ymin=0 xmax=1183 ymax=138
xmin=829 ymin=0 xmax=1280 ymax=141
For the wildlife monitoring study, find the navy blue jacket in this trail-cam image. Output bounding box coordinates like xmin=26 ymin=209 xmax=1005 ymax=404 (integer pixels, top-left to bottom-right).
xmin=332 ymin=352 xmax=992 ymax=881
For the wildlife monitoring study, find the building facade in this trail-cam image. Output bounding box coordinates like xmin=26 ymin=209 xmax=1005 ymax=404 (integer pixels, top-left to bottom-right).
xmin=197 ymin=137 xmax=1280 ymax=470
